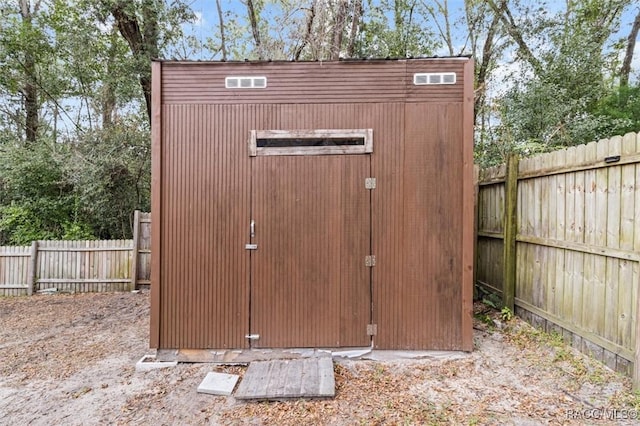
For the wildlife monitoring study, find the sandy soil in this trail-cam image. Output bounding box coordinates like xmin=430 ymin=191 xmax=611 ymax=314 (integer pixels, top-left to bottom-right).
xmin=0 ymin=291 xmax=638 ymax=425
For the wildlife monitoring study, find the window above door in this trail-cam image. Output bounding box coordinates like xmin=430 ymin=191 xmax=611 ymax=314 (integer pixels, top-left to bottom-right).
xmin=248 ymin=129 xmax=373 ymax=156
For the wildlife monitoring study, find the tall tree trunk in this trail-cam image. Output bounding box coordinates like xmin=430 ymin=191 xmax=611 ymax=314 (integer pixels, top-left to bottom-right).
xmin=331 ymin=0 xmax=348 ymax=60
xmin=475 ymin=12 xmax=501 ymax=125
xmin=346 ymin=0 xmax=363 ymax=57
xmin=294 ymin=1 xmax=317 ymax=60
xmin=108 ymin=0 xmax=158 ymax=122
xmin=140 ymin=0 xmax=158 ymax=120
xmin=215 ymin=0 xmax=228 ymax=60
xmin=102 ymin=24 xmax=119 ymax=128
xmin=246 ymin=0 xmax=263 ymax=60
xmin=20 ymin=0 xmax=40 ymax=143
xmin=621 ymin=9 xmax=640 ymax=87
xmin=23 ymin=54 xmax=38 ymax=142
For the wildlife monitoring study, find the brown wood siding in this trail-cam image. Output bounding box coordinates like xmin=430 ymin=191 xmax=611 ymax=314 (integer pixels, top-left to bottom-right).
xmin=158 ymin=104 xmax=251 ymax=349
xmin=405 ymin=60 xmax=466 ymax=103
xmin=369 ymin=102 xmax=406 ymax=348
xmin=375 ymin=103 xmax=465 ymax=350
xmin=161 ymin=59 xmax=464 ymax=105
xmin=156 ymin=102 xmax=402 ymax=349
xmin=153 ymin=58 xmax=474 ymax=351
xmin=251 ymin=155 xmax=370 ymax=347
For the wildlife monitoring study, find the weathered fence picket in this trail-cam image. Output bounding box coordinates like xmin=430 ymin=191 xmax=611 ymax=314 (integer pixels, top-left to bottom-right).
xmin=0 ymin=211 xmax=150 ymax=296
xmin=477 ymin=132 xmax=640 ymax=387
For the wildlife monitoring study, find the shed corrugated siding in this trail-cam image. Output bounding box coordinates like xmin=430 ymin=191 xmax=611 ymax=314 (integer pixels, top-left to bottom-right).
xmin=161 ymin=60 xmax=464 ymax=104
xmin=155 ymin=59 xmax=471 ymax=350
xmin=399 ymin=103 xmax=463 ymax=350
xmin=369 ymin=102 xmax=405 ymax=348
xmin=370 ymin=102 xmax=464 ymax=350
xmin=159 ymin=104 xmax=250 ymax=349
xmin=158 ymin=103 xmax=388 ymax=349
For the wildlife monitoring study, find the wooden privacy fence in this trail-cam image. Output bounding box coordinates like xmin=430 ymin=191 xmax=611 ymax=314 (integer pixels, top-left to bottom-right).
xmin=477 ymin=132 xmax=640 ymax=381
xmin=0 ymin=211 xmax=150 ymax=296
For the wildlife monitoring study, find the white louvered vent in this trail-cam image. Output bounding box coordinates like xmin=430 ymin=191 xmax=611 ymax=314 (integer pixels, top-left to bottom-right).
xmin=414 ymin=74 xmax=428 ymax=85
xmin=225 ymin=76 xmax=267 ymax=89
xmin=413 ymin=72 xmax=456 ymax=85
xmin=442 ymin=73 xmax=456 ymax=84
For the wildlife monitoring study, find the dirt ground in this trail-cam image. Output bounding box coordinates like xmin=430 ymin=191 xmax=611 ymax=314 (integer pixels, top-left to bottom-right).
xmin=0 ymin=291 xmax=639 ymax=425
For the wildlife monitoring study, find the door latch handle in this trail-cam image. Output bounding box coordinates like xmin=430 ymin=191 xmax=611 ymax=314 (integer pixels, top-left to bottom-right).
xmin=250 ymin=220 xmax=256 ymax=238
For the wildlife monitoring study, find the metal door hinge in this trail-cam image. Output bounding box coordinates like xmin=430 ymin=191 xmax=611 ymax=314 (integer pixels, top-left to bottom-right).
xmin=245 ymin=334 xmax=260 ymax=340
xmin=365 ymin=177 xmax=376 ymax=189
xmin=367 ymin=324 xmax=377 ymax=336
xmin=365 ymin=255 xmax=376 ymax=267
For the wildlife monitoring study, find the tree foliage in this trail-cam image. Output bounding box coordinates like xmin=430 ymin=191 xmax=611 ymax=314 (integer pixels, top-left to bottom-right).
xmin=0 ymin=0 xmax=639 ymax=239
xmin=0 ymin=139 xmax=83 ymax=244
xmin=483 ymin=0 xmax=639 ymax=165
xmin=0 ymin=0 xmax=163 ymax=243
xmin=0 ymin=117 xmax=149 ymax=244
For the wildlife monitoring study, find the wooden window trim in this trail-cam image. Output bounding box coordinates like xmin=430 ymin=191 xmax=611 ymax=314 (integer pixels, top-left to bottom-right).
xmin=248 ymin=129 xmax=373 ymax=157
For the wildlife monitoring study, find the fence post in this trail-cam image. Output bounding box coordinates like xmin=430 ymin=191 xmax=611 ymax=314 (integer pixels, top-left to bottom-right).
xmin=635 ymin=261 xmax=640 ymax=389
xmin=27 ymin=241 xmax=38 ymax=296
xmin=473 ymin=165 xmax=480 ymax=299
xmin=130 ymin=210 xmax=140 ymax=291
xmin=502 ymin=153 xmax=519 ymax=311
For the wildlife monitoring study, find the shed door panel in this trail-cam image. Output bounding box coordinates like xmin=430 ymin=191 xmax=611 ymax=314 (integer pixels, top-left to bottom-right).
xmin=250 ymin=155 xmax=371 ymax=347
xmin=400 ymin=102 xmax=463 ymax=349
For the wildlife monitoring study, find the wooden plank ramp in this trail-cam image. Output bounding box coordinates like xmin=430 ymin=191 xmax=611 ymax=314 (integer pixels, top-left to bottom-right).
xmin=234 ymin=357 xmax=335 ymax=400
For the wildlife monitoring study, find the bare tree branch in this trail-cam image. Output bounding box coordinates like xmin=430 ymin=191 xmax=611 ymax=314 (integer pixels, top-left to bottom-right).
xmin=486 ymin=0 xmax=543 ymax=76
xmin=423 ymin=0 xmax=453 ymax=56
xmin=621 ymin=8 xmax=640 ymax=87
xmin=293 ymin=1 xmax=316 ymax=60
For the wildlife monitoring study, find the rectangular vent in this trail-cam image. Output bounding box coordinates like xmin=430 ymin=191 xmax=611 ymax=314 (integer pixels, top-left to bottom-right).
xmin=256 ymin=137 xmax=364 ymax=148
xmin=225 ymin=76 xmax=267 ymax=89
xmin=442 ymin=73 xmax=456 ymax=84
xmin=414 ymin=74 xmax=428 ymax=85
xmin=413 ymin=72 xmax=456 ymax=85
xmin=249 ymin=129 xmax=373 ymax=157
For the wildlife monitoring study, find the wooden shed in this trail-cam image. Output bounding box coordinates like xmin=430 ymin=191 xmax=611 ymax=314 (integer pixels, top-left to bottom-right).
xmin=150 ymin=58 xmax=475 ymax=351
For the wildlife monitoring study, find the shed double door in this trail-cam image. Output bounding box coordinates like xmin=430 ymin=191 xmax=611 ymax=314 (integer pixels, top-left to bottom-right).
xmin=249 ymin=155 xmax=371 ymax=348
